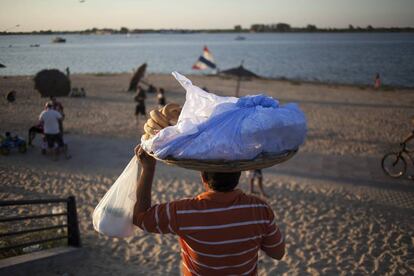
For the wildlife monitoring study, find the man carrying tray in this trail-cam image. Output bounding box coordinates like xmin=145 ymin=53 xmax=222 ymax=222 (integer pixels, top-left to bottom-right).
xmin=133 ymin=145 xmax=285 ymax=275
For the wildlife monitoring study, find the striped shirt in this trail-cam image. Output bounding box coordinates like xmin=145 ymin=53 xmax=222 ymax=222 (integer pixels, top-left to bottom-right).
xmin=134 ymin=189 xmax=284 ymax=276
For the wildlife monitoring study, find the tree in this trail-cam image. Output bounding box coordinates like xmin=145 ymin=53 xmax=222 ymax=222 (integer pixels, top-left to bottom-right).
xmin=120 ymin=27 xmax=129 ymax=34
xmin=250 ymin=24 xmax=266 ymax=32
xmin=306 ymin=24 xmax=317 ymax=32
xmin=348 ymin=24 xmax=354 ymax=30
xmin=276 ymin=23 xmax=291 ymax=32
xmin=234 ymin=25 xmax=242 ymax=32
xmin=40 ymin=30 xmax=52 ymax=34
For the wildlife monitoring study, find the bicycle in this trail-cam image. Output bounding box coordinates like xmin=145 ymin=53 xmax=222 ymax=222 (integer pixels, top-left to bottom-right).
xmin=381 ymin=141 xmax=413 ymax=178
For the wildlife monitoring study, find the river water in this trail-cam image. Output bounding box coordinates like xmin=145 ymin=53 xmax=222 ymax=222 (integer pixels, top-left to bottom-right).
xmin=1 ymin=32 xmax=413 ymax=87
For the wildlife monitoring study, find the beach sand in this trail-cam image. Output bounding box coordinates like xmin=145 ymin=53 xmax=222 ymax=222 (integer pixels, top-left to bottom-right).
xmin=1 ymin=73 xmax=414 ymax=275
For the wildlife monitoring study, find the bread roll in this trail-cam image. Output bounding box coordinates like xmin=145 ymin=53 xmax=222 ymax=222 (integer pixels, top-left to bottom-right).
xmin=141 ymin=133 xmax=151 ymax=141
xmin=161 ymin=103 xmax=181 ymax=125
xmin=144 ymin=122 xmax=159 ymax=136
xmin=147 ymin=118 xmax=162 ymax=130
xmin=149 ymin=110 xmax=169 ymax=128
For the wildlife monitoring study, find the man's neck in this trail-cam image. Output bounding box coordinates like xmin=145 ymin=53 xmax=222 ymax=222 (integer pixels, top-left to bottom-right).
xmin=204 ymin=186 xmax=235 ymax=194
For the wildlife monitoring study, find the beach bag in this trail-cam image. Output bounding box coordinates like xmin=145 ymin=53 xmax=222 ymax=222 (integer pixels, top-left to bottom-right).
xmin=141 ymin=72 xmax=307 ymax=161
xmin=92 ymin=156 xmax=139 ymax=237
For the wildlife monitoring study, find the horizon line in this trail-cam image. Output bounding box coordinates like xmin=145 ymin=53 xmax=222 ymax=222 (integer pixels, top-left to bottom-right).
xmin=2 ymin=25 xmax=414 ymax=34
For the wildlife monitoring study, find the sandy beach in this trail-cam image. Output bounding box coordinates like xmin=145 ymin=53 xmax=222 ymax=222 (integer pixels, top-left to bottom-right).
xmin=1 ymin=73 xmax=414 ymax=275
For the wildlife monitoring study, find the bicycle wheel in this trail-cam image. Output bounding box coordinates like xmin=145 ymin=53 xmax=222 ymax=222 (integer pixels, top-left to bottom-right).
xmin=381 ymin=153 xmax=407 ymax=178
xmin=405 ymin=139 xmax=414 ymax=153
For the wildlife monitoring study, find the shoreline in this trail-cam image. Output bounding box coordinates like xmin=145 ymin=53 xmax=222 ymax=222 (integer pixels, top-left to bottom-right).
xmin=2 ymin=30 xmax=414 ymax=35
xmin=1 ymin=72 xmax=412 ymax=91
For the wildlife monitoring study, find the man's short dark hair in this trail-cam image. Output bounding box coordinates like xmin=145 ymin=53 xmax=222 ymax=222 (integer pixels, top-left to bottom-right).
xmin=201 ymin=171 xmax=241 ymax=192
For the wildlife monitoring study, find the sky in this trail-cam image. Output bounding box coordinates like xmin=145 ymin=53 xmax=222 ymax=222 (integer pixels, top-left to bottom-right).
xmin=1 ymin=0 xmax=414 ymax=32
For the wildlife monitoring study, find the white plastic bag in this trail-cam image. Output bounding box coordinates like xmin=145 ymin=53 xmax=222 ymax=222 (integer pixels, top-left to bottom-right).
xmin=93 ymin=156 xmax=139 ymax=237
xmin=141 ymin=72 xmax=307 ymax=160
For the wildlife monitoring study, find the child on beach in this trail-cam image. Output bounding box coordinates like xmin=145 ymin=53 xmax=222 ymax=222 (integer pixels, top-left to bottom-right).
xmin=157 ymin=88 xmax=166 ymax=108
xmin=134 ymin=86 xmax=147 ymax=122
xmin=248 ymin=169 xmax=268 ymax=197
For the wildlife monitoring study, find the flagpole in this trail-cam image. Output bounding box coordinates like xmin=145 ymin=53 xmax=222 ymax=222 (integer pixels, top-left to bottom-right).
xmin=235 ymin=60 xmax=244 ymax=97
xmin=235 ymin=76 xmax=241 ymax=97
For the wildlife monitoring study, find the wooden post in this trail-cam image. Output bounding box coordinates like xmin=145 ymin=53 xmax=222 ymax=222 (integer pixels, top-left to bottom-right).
xmin=67 ymin=196 xmax=81 ymax=247
xmin=235 ymin=76 xmax=241 ymax=97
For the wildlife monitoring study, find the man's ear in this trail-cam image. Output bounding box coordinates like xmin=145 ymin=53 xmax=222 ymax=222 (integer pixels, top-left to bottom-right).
xmin=200 ymin=172 xmax=211 ymax=191
xmin=200 ymin=172 xmax=207 ymax=185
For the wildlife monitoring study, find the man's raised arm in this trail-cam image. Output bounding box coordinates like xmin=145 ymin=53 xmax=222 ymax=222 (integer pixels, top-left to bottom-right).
xmin=133 ymin=145 xmax=156 ymax=226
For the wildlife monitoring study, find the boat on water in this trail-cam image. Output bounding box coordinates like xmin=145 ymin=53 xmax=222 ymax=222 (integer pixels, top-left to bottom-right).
xmin=52 ymin=37 xmax=66 ymax=43
xmin=235 ymin=36 xmax=246 ymax=41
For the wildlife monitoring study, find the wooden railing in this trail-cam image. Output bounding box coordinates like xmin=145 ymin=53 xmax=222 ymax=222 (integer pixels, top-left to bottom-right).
xmin=0 ymin=196 xmax=81 ymax=253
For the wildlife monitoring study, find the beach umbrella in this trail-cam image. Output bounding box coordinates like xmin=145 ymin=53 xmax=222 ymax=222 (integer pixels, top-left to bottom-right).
xmin=0 ymin=63 xmax=5 ymax=68
xmin=128 ymin=63 xmax=147 ymax=91
xmin=221 ymin=62 xmax=259 ymax=97
xmin=34 ymin=69 xmax=71 ymax=97
xmin=6 ymin=90 xmax=16 ymax=103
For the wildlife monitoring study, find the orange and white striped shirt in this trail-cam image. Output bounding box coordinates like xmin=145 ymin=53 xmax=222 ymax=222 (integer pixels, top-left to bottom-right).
xmin=135 ymin=189 xmax=284 ymax=275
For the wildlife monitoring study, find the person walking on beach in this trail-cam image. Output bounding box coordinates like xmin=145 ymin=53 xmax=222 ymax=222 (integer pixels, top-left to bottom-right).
xmin=133 ymin=146 xmax=285 ymax=275
xmin=374 ymin=73 xmax=381 ymax=89
xmin=157 ymin=88 xmax=166 ymax=108
xmin=39 ymin=102 xmax=68 ymax=160
xmin=65 ymin=67 xmax=70 ymax=79
xmin=134 ymin=86 xmax=147 ymax=122
xmin=248 ymin=169 xmax=268 ymax=197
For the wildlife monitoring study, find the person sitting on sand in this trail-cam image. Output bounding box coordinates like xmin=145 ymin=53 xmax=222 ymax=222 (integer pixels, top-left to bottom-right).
xmin=39 ymin=102 xmax=69 ymax=160
xmin=248 ymin=169 xmax=268 ymax=197
xmin=28 ymin=122 xmax=44 ymax=146
xmin=28 ymin=103 xmax=48 ymax=146
xmin=133 ymin=145 xmax=285 ymax=275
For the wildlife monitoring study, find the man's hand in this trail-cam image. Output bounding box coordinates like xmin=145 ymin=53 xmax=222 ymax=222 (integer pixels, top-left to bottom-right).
xmin=135 ymin=145 xmax=156 ymax=171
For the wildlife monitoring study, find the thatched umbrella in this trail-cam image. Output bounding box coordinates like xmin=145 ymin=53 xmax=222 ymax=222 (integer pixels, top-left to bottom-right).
xmin=128 ymin=63 xmax=147 ymax=91
xmin=34 ymin=69 xmax=71 ymax=97
xmin=221 ymin=62 xmax=259 ymax=97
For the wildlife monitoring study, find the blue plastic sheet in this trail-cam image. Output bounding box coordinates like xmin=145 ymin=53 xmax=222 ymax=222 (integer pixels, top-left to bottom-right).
xmin=142 ymin=72 xmax=307 ymax=161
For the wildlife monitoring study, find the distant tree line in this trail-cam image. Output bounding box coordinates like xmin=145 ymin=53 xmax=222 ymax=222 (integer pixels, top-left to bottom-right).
xmin=0 ymin=27 xmax=199 ymax=35
xmin=1 ymin=24 xmax=413 ymax=35
xmin=247 ymin=23 xmax=414 ymax=33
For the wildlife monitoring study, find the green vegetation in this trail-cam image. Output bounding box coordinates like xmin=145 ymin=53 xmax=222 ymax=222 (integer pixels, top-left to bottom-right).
xmin=1 ymin=24 xmax=413 ymax=35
